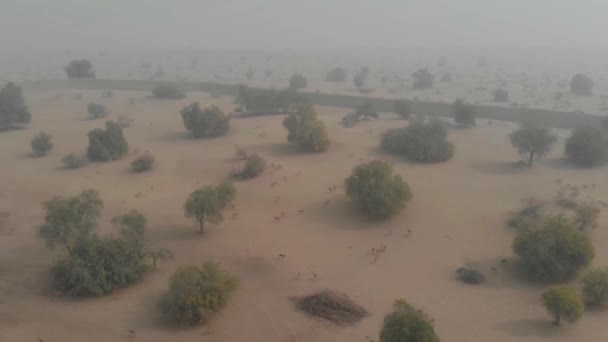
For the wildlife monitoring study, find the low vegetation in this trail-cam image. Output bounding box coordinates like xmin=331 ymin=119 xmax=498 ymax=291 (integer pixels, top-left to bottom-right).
xmin=381 ymin=120 xmax=454 ymax=163
xmin=0 ymin=82 xmax=31 ymax=129
xmin=130 ymin=153 xmax=155 ymax=173
xmin=565 ymin=124 xmax=608 ymax=167
xmin=152 ymin=83 xmax=186 ymax=99
xmin=493 ymin=88 xmax=509 ymax=102
xmin=180 ymin=103 xmax=230 ymax=138
xmin=87 ymin=103 xmax=107 ymax=119
xmin=292 ymin=289 xmax=369 ymax=324
xmin=289 ymin=74 xmax=307 ymax=90
xmin=236 ymin=153 xmax=266 ymax=179
xmin=570 ymin=74 xmax=593 ymax=96
xmin=412 ymin=68 xmax=434 ymax=89
xmin=345 ymin=160 xmax=412 ymax=219
xmin=456 ymin=267 xmax=484 ymax=284
xmin=184 ymin=182 xmax=236 ymax=233
xmin=282 ymin=106 xmax=330 ymax=152
xmin=65 ymin=59 xmax=95 ymax=78
xmin=159 ymin=262 xmax=238 ymax=325
xmin=31 ymin=131 xmax=53 ymax=157
xmin=236 ymin=86 xmax=308 ymax=115
xmin=509 ymin=121 xmax=557 ymax=166
xmin=62 ymin=153 xmax=87 ymax=169
xmin=380 ymin=299 xmax=440 ymax=342
xmin=87 ymin=120 xmax=129 ymax=162
xmin=393 ymin=99 xmax=412 ymax=119
xmin=452 ymin=99 xmax=476 ymax=127
xmin=542 ymin=287 xmax=584 ymax=325
xmin=581 ymin=268 xmax=608 ymax=308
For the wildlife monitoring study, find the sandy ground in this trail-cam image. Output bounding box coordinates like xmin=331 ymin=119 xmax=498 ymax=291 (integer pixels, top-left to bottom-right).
xmin=1 ymin=89 xmax=608 ymax=342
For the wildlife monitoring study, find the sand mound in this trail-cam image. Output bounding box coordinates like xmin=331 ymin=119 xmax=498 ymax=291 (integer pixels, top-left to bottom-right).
xmin=292 ymin=289 xmax=369 ymax=324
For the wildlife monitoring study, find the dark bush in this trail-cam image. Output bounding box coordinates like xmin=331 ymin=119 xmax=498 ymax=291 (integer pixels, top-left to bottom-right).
xmin=509 ymin=122 xmax=557 ymax=166
xmin=65 ymin=59 xmax=95 ymax=78
xmin=0 ymin=82 xmax=31 ymax=129
xmin=452 ymin=99 xmax=476 ymax=127
xmin=570 ymin=74 xmax=593 ymax=96
xmin=326 ymin=67 xmax=347 ymax=82
xmin=238 ymin=153 xmax=266 ymax=179
xmin=87 ymin=103 xmax=107 ymax=119
xmin=289 ymin=74 xmax=307 ymax=90
xmin=393 ymin=99 xmax=412 ymax=119
xmin=582 ymin=268 xmax=608 ymax=308
xmin=412 ymin=68 xmax=434 ymax=89
xmin=87 ymin=120 xmax=129 ymax=162
xmin=456 ymin=267 xmax=484 ymax=284
xmin=380 ymin=299 xmax=439 ymax=342
xmin=283 ymin=106 xmax=330 ymax=152
xmin=381 ymin=120 xmax=454 ymax=163
xmin=62 ymin=153 xmax=87 ymax=169
xmin=180 ymin=103 xmax=230 ymax=138
xmin=345 ymin=160 xmax=412 ymax=219
xmin=513 ymin=215 xmax=594 ymax=282
xmin=565 ymin=124 xmax=608 ymax=167
xmin=152 ymin=83 xmax=186 ymax=99
xmin=159 ymin=262 xmax=238 ymax=325
xmin=31 ymin=131 xmax=53 ymax=157
xmin=131 ymin=153 xmax=155 ymax=173
xmin=493 ymin=88 xmax=509 ymax=102
xmin=236 ymin=86 xmax=308 ymax=115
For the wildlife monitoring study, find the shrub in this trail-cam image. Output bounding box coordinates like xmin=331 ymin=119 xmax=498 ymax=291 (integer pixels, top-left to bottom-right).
xmin=381 ymin=120 xmax=454 ymax=163
xmin=117 ymin=114 xmax=133 ymax=128
xmin=293 ymin=289 xmax=368 ymax=324
xmin=412 ymin=68 xmax=434 ymax=89
xmin=581 ymin=268 xmax=608 ymax=307
xmin=456 ymin=267 xmax=484 ymax=284
xmin=341 ymin=112 xmax=360 ymax=127
xmin=131 ymin=153 xmax=155 ymax=173
xmin=570 ymin=74 xmax=593 ymax=96
xmin=565 ymin=124 xmax=608 ymax=167
xmin=236 ymin=86 xmax=308 ymax=115
xmin=152 ymin=83 xmax=185 ymax=99
xmin=159 ymin=262 xmax=238 ymax=325
xmin=326 ymin=67 xmax=347 ymax=82
xmin=509 ymin=122 xmax=557 ymax=166
xmin=513 ymin=215 xmax=594 ymax=282
xmin=507 ymin=198 xmax=545 ymax=229
xmin=355 ymin=102 xmax=378 ymax=120
xmin=542 ymin=287 xmax=584 ymax=325
xmin=238 ymin=153 xmax=266 ymax=179
xmin=62 ymin=153 xmax=87 ymax=169
xmin=574 ymin=202 xmax=599 ymax=231
xmin=65 ymin=59 xmax=95 ymax=78
xmin=393 ymin=99 xmax=412 ymax=119
xmin=31 ymin=131 xmax=53 ymax=157
xmin=180 ymin=103 xmax=230 ymax=138
xmin=283 ymin=106 xmax=330 ymax=152
xmin=0 ymin=82 xmax=31 ymax=129
xmin=493 ymin=88 xmax=509 ymax=102
xmin=87 ymin=120 xmax=129 ymax=162
xmin=345 ymin=160 xmax=412 ymax=219
xmin=87 ymin=103 xmax=107 ymax=119
xmin=380 ymin=299 xmax=439 ymax=342
xmin=452 ymin=99 xmax=476 ymax=127
xmin=289 ymin=74 xmax=307 ymax=90
xmin=184 ymin=183 xmax=236 ymax=233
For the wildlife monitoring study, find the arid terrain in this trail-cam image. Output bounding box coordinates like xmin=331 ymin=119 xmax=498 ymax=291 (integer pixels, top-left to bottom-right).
xmin=1 ymin=88 xmax=608 ymax=342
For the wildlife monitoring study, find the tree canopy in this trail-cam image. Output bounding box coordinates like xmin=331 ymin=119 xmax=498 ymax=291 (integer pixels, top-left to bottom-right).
xmin=65 ymin=59 xmax=96 ymax=78
xmin=452 ymin=99 xmax=476 ymax=127
xmin=0 ymin=82 xmax=31 ymax=129
xmin=180 ymin=103 xmax=230 ymax=138
xmin=87 ymin=120 xmax=129 ymax=162
xmin=31 ymin=131 xmax=53 ymax=157
xmin=565 ymin=124 xmax=608 ymax=167
xmin=542 ymin=287 xmax=584 ymax=325
xmin=393 ymin=99 xmax=412 ymax=119
xmin=282 ymin=106 xmax=330 ymax=152
xmin=570 ymin=74 xmax=593 ymax=96
xmin=381 ymin=120 xmax=454 ymax=163
xmin=289 ymin=74 xmax=307 ymax=90
xmin=236 ymin=86 xmax=308 ymax=115
xmin=412 ymin=68 xmax=434 ymax=89
xmin=509 ymin=122 xmax=557 ymax=166
xmin=380 ymin=299 xmax=440 ymax=342
xmin=184 ymin=182 xmax=236 ymax=234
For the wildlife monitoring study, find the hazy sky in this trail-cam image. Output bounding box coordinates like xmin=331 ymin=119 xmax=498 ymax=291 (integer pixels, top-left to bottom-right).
xmin=1 ymin=0 xmax=607 ymax=51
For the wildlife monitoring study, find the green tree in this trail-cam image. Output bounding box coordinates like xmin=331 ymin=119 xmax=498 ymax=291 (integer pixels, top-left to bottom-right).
xmin=289 ymin=74 xmax=307 ymax=90
xmin=412 ymin=68 xmax=434 ymax=89
xmin=38 ymin=189 xmax=103 ymax=255
xmin=581 ymin=268 xmax=608 ymax=307
xmin=345 ymin=160 xmax=412 ymax=219
xmin=393 ymin=99 xmax=412 ymax=119
xmin=149 ymin=248 xmax=175 ymax=270
xmin=452 ymin=99 xmax=476 ymax=127
xmin=87 ymin=120 xmax=129 ymax=162
xmin=565 ymin=124 xmax=608 ymax=167
xmin=185 ymin=183 xmax=235 ymax=234
xmin=326 ymin=67 xmax=347 ymax=82
xmin=31 ymin=131 xmax=53 ymax=157
xmin=87 ymin=103 xmax=107 ymax=119
xmin=509 ymin=122 xmax=557 ymax=166
xmin=180 ymin=103 xmax=230 ymax=138
xmin=380 ymin=299 xmax=440 ymax=342
xmin=542 ymin=287 xmax=584 ymax=325
xmin=513 ymin=215 xmax=594 ymax=282
xmin=282 ymin=106 xmax=330 ymax=152
xmin=0 ymin=82 xmax=31 ymax=129
xmin=570 ymin=74 xmax=593 ymax=96
xmin=381 ymin=120 xmax=454 ymax=163
xmin=159 ymin=262 xmax=238 ymax=325
xmin=65 ymin=59 xmax=95 ymax=78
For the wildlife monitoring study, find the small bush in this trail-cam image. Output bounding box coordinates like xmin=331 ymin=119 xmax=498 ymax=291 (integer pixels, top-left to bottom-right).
xmin=493 ymin=88 xmax=509 ymax=102
xmin=513 ymin=215 xmax=594 ymax=282
xmin=574 ymin=202 xmax=599 ymax=231
xmin=87 ymin=103 xmax=107 ymax=119
xmin=341 ymin=112 xmax=360 ymax=127
xmin=565 ymin=124 xmax=608 ymax=167
xmin=65 ymin=59 xmax=95 ymax=78
xmin=62 ymin=153 xmax=87 ymax=169
xmin=159 ymin=262 xmax=238 ymax=325
xmin=542 ymin=287 xmax=584 ymax=325
xmin=412 ymin=68 xmax=434 ymax=89
xmin=152 ymin=83 xmax=186 ymax=99
xmin=393 ymin=99 xmax=412 ymax=119
xmin=452 ymin=99 xmax=476 ymax=127
xmin=181 ymin=103 xmax=230 ymax=138
xmin=293 ymin=289 xmax=369 ymax=324
xmin=570 ymin=74 xmax=593 ymax=96
xmin=456 ymin=267 xmax=484 ymax=284
xmin=380 ymin=299 xmax=439 ymax=342
xmin=345 ymin=160 xmax=412 ymax=219
xmin=87 ymin=121 xmax=129 ymax=162
xmin=31 ymin=131 xmax=53 ymax=157
xmin=289 ymin=74 xmax=307 ymax=90
xmin=381 ymin=120 xmax=454 ymax=163
xmin=131 ymin=153 xmax=155 ymax=173
xmin=238 ymin=153 xmax=266 ymax=179
xmin=283 ymin=106 xmax=330 ymax=152
xmin=581 ymin=268 xmax=608 ymax=308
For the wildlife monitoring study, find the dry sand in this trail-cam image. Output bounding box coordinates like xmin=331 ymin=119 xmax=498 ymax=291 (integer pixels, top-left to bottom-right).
xmin=1 ymin=89 xmax=608 ymax=342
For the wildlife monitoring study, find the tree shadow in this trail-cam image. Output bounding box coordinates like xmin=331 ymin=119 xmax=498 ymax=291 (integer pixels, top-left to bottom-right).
xmin=303 ymin=196 xmax=393 ymax=231
xmin=495 ymin=319 xmax=560 ymax=338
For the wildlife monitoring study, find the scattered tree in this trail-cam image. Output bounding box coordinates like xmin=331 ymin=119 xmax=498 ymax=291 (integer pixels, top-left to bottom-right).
xmin=326 ymin=67 xmax=347 ymax=83
xmin=570 ymin=74 xmax=594 ymax=96
xmin=180 ymin=103 xmax=230 ymax=138
xmin=184 ymin=183 xmax=236 ymax=234
xmin=0 ymin=82 xmax=31 ymax=129
xmin=62 ymin=153 xmax=87 ymax=169
xmin=159 ymin=262 xmax=238 ymax=325
xmin=65 ymin=59 xmax=95 ymax=78
xmin=152 ymin=83 xmax=186 ymax=99
xmin=493 ymin=88 xmax=509 ymax=102
xmin=581 ymin=268 xmax=608 ymax=308
xmin=565 ymin=124 xmax=608 ymax=167
xmin=542 ymin=287 xmax=584 ymax=325
xmin=381 ymin=120 xmax=454 ymax=163
xmin=237 ymin=153 xmax=266 ymax=179
xmin=345 ymin=160 xmax=412 ymax=219
xmin=282 ymin=106 xmax=330 ymax=152
xmin=452 ymin=99 xmax=476 ymax=127
xmin=393 ymin=99 xmax=412 ymax=119
xmin=513 ymin=215 xmax=594 ymax=282
xmin=412 ymin=68 xmax=434 ymax=89
xmin=289 ymin=74 xmax=307 ymax=90
xmin=87 ymin=120 xmax=129 ymax=162
xmin=31 ymin=131 xmax=53 ymax=157
xmin=87 ymin=103 xmax=107 ymax=119
xmin=380 ymin=299 xmax=440 ymax=342
xmin=131 ymin=153 xmax=155 ymax=173
xmin=509 ymin=122 xmax=557 ymax=166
